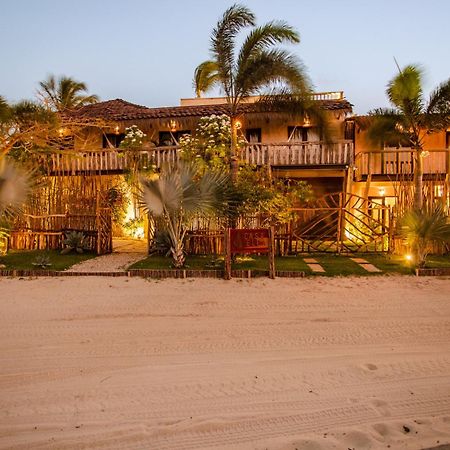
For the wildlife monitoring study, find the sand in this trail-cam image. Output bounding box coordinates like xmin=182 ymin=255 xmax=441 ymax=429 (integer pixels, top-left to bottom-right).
xmin=1 ymin=275 xmax=450 ymax=449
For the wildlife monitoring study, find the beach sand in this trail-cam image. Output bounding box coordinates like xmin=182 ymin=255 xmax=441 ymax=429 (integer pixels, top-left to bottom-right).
xmin=1 ymin=275 xmax=449 ymax=449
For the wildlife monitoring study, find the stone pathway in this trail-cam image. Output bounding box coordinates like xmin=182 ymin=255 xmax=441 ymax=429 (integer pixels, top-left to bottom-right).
xmin=350 ymin=257 xmax=382 ymax=273
xmin=66 ymin=238 xmax=147 ymax=273
xmin=303 ymin=258 xmax=326 ymax=273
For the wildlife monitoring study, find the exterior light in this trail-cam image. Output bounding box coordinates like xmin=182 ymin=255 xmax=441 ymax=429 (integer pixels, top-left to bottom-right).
xmin=169 ymin=120 xmax=177 ymax=132
xmin=303 ymin=114 xmax=311 ymax=126
xmin=405 ymin=254 xmax=413 ymax=262
xmin=58 ymin=128 xmax=65 ymax=137
xmin=234 ymin=120 xmax=242 ymax=129
xmin=114 ymin=125 xmax=120 ymax=134
xmin=379 ymin=188 xmax=386 ymax=197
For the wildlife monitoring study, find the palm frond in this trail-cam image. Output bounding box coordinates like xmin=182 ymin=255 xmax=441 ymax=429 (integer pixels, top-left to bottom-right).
xmin=210 ymin=4 xmax=256 ymax=97
xmin=365 ymin=109 xmax=408 ymax=147
xmin=387 ymin=64 xmax=424 ymax=115
xmin=193 ymin=60 xmax=220 ymax=97
xmin=424 ymin=78 xmax=450 ymax=131
xmin=237 ymin=21 xmax=299 ymax=71
xmin=236 ymin=49 xmax=310 ymax=99
xmin=37 ymin=74 xmax=99 ymax=111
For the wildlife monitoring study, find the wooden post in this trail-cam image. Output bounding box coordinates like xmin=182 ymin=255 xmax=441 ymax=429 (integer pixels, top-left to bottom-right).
xmin=268 ymin=226 xmax=276 ymax=279
xmin=336 ymin=192 xmax=344 ymax=254
xmin=224 ymin=228 xmax=232 ymax=280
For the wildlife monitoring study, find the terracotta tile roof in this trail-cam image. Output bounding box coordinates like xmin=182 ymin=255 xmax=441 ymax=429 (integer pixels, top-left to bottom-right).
xmin=68 ymin=97 xmax=353 ymax=122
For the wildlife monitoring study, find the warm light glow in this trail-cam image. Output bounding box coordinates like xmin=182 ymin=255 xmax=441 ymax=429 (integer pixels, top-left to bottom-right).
xmin=169 ymin=120 xmax=177 ymax=132
xmin=436 ymin=185 xmax=444 ymax=197
xmin=378 ymin=188 xmax=386 ymax=197
xmin=134 ymin=227 xmax=145 ymax=239
xmin=114 ymin=125 xmax=120 ymax=134
xmin=303 ymin=115 xmax=311 ymax=126
xmin=234 ymin=120 xmax=242 ymax=129
xmin=405 ymin=254 xmax=413 ymax=262
xmin=58 ymin=128 xmax=65 ymax=137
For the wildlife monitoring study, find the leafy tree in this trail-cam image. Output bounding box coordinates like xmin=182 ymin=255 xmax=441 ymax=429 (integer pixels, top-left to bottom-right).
xmin=141 ymin=164 xmax=228 ymax=268
xmin=399 ymin=205 xmax=450 ymax=267
xmin=38 ymin=75 xmax=99 ymax=111
xmin=364 ymin=64 xmax=450 ymax=209
xmin=229 ymin=165 xmax=313 ymax=226
xmin=194 ymin=4 xmax=327 ymax=178
xmin=0 ymin=97 xmax=57 ymax=158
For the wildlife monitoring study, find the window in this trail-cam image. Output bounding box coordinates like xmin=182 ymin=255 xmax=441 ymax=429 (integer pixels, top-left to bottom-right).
xmin=288 ymin=126 xmax=308 ymax=142
xmin=102 ymin=133 xmax=125 ymax=149
xmin=344 ymin=120 xmax=355 ymax=141
xmin=158 ymin=130 xmax=191 ymax=146
xmin=245 ymin=128 xmax=261 ymax=143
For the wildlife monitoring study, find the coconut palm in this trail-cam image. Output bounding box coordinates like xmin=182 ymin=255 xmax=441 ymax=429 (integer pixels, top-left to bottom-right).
xmin=194 ymin=4 xmax=326 ymax=177
xmin=365 ymin=64 xmax=450 ymax=209
xmin=399 ymin=205 xmax=450 ymax=267
xmin=141 ymin=164 xmax=228 ymax=268
xmin=38 ymin=75 xmax=99 ymax=111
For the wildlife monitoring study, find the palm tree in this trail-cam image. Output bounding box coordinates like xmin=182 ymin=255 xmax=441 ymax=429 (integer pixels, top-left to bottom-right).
xmin=141 ymin=164 xmax=228 ymax=268
xmin=365 ymin=64 xmax=450 ymax=209
xmin=399 ymin=205 xmax=450 ymax=267
xmin=194 ymin=4 xmax=326 ymax=177
xmin=38 ymin=75 xmax=99 ymax=111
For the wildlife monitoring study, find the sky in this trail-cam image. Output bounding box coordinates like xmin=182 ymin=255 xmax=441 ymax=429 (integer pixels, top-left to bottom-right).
xmin=1 ymin=0 xmax=450 ymax=114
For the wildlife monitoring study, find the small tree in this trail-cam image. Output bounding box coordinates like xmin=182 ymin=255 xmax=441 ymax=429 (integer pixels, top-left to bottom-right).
xmin=141 ymin=164 xmax=228 ymax=268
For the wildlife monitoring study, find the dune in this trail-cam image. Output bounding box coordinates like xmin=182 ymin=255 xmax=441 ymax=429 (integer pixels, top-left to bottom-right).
xmin=1 ymin=275 xmax=450 ymax=449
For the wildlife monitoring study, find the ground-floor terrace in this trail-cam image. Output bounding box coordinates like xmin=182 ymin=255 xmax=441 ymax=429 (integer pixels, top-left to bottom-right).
xmin=1 ymin=276 xmax=450 ymax=449
xmin=4 ymin=143 xmax=449 ymax=258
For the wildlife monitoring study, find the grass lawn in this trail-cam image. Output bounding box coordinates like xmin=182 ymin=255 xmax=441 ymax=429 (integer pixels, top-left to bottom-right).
xmin=130 ymin=253 xmax=450 ymax=276
xmin=0 ymin=249 xmax=97 ymax=271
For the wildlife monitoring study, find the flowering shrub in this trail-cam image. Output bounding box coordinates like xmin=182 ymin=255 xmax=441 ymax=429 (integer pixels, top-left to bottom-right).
xmin=119 ymin=125 xmax=146 ymax=149
xmin=179 ymin=114 xmax=245 ymax=171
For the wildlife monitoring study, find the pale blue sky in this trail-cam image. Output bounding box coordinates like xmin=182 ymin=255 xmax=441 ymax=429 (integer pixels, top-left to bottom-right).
xmin=1 ymin=0 xmax=449 ymax=114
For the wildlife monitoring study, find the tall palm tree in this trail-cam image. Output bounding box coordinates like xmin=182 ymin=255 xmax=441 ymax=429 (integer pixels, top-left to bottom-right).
xmin=141 ymin=164 xmax=228 ymax=268
xmin=38 ymin=75 xmax=99 ymax=111
xmin=194 ymin=4 xmax=326 ymax=177
xmin=365 ymin=64 xmax=450 ymax=209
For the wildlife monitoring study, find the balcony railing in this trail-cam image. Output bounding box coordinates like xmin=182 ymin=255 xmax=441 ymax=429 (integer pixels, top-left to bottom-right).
xmin=355 ymin=148 xmax=450 ymax=177
xmin=242 ymin=141 xmax=353 ymax=166
xmin=43 ymin=141 xmax=354 ymax=175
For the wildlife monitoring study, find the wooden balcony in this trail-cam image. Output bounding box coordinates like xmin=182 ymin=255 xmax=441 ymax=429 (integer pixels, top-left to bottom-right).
xmin=242 ymin=141 xmax=353 ymax=167
xmin=354 ymin=148 xmax=450 ymax=179
xmin=42 ymin=141 xmax=354 ymax=175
